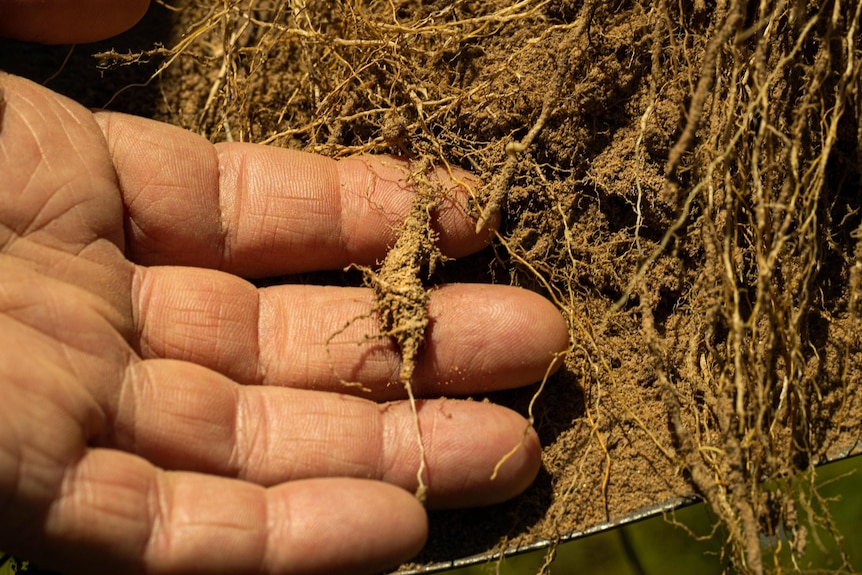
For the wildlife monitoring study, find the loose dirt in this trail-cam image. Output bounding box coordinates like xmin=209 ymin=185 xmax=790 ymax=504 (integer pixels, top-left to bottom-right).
xmin=5 ymin=1 xmax=862 ymax=573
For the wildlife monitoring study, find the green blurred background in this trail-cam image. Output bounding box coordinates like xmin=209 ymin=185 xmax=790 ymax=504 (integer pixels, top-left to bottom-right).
xmin=446 ymin=455 xmax=862 ymax=575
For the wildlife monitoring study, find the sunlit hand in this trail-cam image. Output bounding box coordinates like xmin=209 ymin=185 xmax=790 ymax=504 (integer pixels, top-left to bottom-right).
xmin=0 ymin=67 xmax=567 ymax=575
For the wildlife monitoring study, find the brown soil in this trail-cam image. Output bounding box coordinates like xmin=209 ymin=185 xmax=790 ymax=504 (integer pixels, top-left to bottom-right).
xmin=5 ymin=1 xmax=862 ymax=573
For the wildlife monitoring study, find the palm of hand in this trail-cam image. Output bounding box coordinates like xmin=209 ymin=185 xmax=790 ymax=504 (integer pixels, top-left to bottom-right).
xmin=0 ymin=74 xmax=567 ymax=574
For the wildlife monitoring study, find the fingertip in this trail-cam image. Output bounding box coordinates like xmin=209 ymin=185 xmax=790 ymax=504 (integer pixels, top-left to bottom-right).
xmin=420 ymin=400 xmax=542 ymax=510
xmin=0 ymin=0 xmax=150 ymax=44
xmin=510 ymin=286 xmax=570 ymax=378
xmin=536 ymin=290 xmax=571 ymax=370
xmin=272 ymin=478 xmax=428 ymax=574
xmin=422 ymin=284 xmax=570 ymax=394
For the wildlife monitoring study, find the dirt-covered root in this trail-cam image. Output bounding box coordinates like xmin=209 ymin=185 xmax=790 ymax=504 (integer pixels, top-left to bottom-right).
xmin=361 ymin=160 xmax=446 ymax=502
xmin=367 ymin=181 xmax=442 ymax=382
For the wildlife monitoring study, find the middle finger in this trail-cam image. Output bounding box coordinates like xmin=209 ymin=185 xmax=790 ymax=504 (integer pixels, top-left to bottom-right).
xmin=132 ymin=265 xmax=567 ymax=401
xmin=112 ymin=357 xmax=541 ymax=509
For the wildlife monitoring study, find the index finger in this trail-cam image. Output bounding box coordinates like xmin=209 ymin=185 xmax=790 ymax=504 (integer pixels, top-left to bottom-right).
xmin=94 ymin=112 xmax=488 ymax=278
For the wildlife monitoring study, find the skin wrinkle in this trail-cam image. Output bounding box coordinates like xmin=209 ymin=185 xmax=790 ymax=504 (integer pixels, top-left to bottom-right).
xmin=18 ymin=245 xmax=133 ymax=352
xmin=293 ymin=155 xmax=342 ymax=250
xmin=1 ymin=283 xmax=118 ymax=440
xmin=273 ymin=195 xmax=330 ymax=256
xmin=15 ymin=236 xmax=71 ymax=280
xmin=136 ymin=272 xmax=177 ymax=356
xmin=282 ymin=403 xmax=331 ymax=473
xmin=10 ymin=114 xmax=117 ymax=257
xmin=423 ymin=401 xmax=443 ymax=490
xmin=6 ymin=143 xmax=45 ymax=239
xmin=127 ymin=360 xmax=188 ymax=464
xmin=248 ymin=488 xmax=269 ymax=571
xmin=10 ymin=395 xmax=83 ymax=522
xmin=86 ymin=115 xmax=135 ymax=255
xmin=122 ymin=361 xmax=215 ymax=466
xmin=55 ymin=338 xmax=109 ymax=443
xmin=118 ymin=361 xmax=145 ymax=457
xmin=96 ymin=113 xmax=154 ymax=220
xmin=96 ymin=111 xmax=225 ymax=270
xmin=129 ymin=266 xmax=149 ymax=357
xmin=325 ymin=291 xmax=401 ymax=388
xmin=343 ymin=399 xmax=385 ymax=479
xmin=59 ymin=458 xmax=138 ymax=534
xmin=18 ymin=444 xmax=67 ymax=510
xmin=333 ymin=157 xmax=350 ymax=265
xmin=52 ymin=251 xmax=128 ymax=340
xmin=125 ymin=183 xmax=207 ymax=265
xmin=231 ymin=389 xmax=271 ymax=482
xmin=15 ymin=88 xmax=51 ymax=132
xmin=269 ymin=484 xmax=304 ymax=573
xmin=155 ymin=368 xmax=232 ymax=462
xmin=374 ymin=403 xmax=425 ymax=488
xmin=130 ymin=267 xmax=159 ymax=360
xmin=113 ymin=355 xmax=138 ymax=457
xmin=216 ymin=145 xmax=242 ymax=272
xmin=211 ymin=292 xmax=256 ymax=379
xmin=117 ymin=262 xmax=138 ymax=358
xmin=260 ymin=489 xmax=275 ymax=574
xmin=255 ymin=289 xmax=280 ymax=387
xmin=259 ymin=287 xmax=317 ymax=388
xmin=378 ymin=403 xmax=403 ymax=486
xmin=220 ymin=145 xmax=344 ymax=271
xmin=170 ymin=269 xmax=234 ymax=341
xmin=251 ymin=284 xmax=265 ymax=387
xmin=144 ymin=470 xmax=172 ymax=570
xmin=50 ymin=101 xmax=95 ymax=172
xmin=341 ymin=333 xmax=397 ymax=388
xmin=289 ymin=397 xmax=370 ymax=479
xmin=163 ymin=331 xmax=209 ymax=364
xmin=126 ymin=180 xmax=189 ymax=216
xmin=0 ymin=229 xmax=22 ymax=261
xmin=28 ymin=158 xmax=90 ymax=242
xmin=131 ymin=267 xmax=259 ymax=377
xmin=65 ymin=186 xmax=115 ymax=248
xmin=209 ymin=368 xmax=243 ymax=477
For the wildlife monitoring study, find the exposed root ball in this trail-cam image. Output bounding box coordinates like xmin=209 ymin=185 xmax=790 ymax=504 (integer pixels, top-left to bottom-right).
xmin=362 ymin=162 xmax=445 ymax=502
xmin=366 ymin=176 xmax=442 ymax=382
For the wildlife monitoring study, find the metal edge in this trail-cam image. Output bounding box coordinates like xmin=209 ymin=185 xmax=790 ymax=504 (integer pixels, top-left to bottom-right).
xmin=395 ymin=442 xmax=862 ymax=574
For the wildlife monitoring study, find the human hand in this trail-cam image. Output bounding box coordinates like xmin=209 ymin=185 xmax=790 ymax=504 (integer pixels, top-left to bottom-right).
xmin=0 ymin=66 xmax=567 ymax=575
